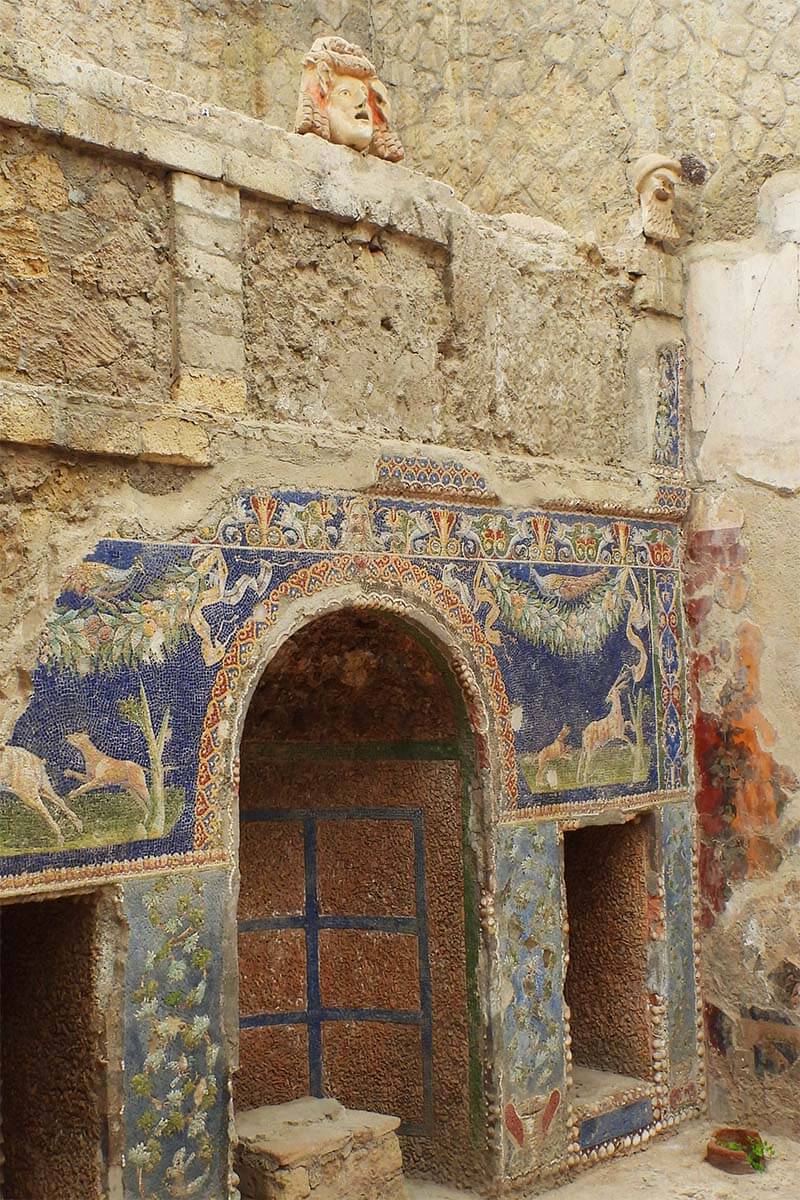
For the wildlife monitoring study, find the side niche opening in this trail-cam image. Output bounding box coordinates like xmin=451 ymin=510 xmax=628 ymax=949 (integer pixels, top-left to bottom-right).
xmin=235 ymin=607 xmax=487 ymax=1186
xmin=564 ymin=817 xmax=653 ymax=1109
xmin=0 ymin=892 xmax=107 ymax=1200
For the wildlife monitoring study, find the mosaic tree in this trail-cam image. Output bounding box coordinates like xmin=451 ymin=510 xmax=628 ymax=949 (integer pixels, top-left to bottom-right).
xmin=118 ymin=682 xmax=171 ymax=837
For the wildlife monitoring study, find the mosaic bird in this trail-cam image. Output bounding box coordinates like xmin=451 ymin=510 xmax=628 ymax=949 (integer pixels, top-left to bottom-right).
xmin=63 ymin=557 xmax=145 ymax=600
xmin=530 ymin=567 xmax=609 ymax=602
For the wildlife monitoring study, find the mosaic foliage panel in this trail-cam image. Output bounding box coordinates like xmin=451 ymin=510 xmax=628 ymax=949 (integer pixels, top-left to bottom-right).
xmin=122 ymin=871 xmax=229 ymax=1200
xmin=495 ymin=822 xmax=566 ymax=1172
xmin=653 ymin=342 xmax=685 ymax=475
xmin=662 ymin=801 xmax=699 ymax=1077
xmin=1 ymin=490 xmax=688 ymax=886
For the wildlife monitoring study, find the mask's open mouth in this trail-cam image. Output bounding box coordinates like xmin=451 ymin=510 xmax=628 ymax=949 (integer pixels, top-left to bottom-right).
xmin=355 ymin=110 xmax=370 ymax=121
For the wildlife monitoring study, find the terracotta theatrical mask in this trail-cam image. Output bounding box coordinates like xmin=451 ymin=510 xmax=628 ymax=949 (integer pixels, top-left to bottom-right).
xmin=295 ymin=36 xmax=404 ymax=163
xmin=632 ymin=154 xmax=683 ymax=246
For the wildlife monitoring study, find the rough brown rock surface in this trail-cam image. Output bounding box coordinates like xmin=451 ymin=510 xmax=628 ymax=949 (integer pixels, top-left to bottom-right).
xmin=236 ymin=1097 xmax=407 ymax=1200
xmin=0 ymin=127 xmax=170 ymax=402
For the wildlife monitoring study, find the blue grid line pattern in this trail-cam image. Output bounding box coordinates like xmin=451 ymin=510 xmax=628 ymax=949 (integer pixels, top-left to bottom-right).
xmin=239 ymin=805 xmax=434 ymax=1136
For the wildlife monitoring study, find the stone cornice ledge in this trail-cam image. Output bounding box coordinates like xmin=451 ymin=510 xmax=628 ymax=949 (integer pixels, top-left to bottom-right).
xmin=0 ymin=380 xmax=212 ymax=466
xmin=0 ymin=37 xmax=462 ymax=247
xmin=0 ymin=381 xmax=688 ymax=522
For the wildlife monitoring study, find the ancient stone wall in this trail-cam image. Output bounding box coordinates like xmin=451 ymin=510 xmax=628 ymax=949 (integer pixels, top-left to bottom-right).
xmin=5 ymin=0 xmax=799 ymax=243
xmin=685 ymin=172 xmax=800 ymax=1136
xmin=0 ymin=56 xmax=680 ymax=714
xmin=241 ymin=198 xmax=633 ymax=460
xmin=0 ymin=126 xmax=171 ymax=404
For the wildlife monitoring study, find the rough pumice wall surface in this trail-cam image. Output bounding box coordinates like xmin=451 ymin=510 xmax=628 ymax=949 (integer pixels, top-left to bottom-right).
xmin=8 ymin=0 xmax=800 ymax=242
xmin=685 ymin=171 xmax=800 ymax=1136
xmin=0 ymin=127 xmax=170 ymax=401
xmin=243 ymin=199 xmax=631 ymax=460
xmin=1 ymin=894 xmax=104 ymax=1200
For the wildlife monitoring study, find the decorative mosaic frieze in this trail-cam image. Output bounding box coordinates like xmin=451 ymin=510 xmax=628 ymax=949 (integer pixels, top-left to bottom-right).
xmin=198 ymin=490 xmax=681 ymax=565
xmin=654 ymin=483 xmax=690 ymax=516
xmin=372 ymin=453 xmax=492 ymax=501
xmin=2 ymin=489 xmax=689 ymax=889
xmin=653 ymin=342 xmax=685 ymax=475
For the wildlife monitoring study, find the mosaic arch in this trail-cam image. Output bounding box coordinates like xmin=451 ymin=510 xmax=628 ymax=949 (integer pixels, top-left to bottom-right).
xmin=2 ymin=487 xmax=688 ymax=894
xmin=197 ymin=557 xmax=517 ymax=854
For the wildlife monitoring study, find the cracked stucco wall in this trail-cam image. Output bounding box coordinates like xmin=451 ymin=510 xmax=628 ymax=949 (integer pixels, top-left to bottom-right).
xmin=8 ymin=0 xmax=800 ymax=242
xmin=685 ymin=170 xmax=800 ymax=1135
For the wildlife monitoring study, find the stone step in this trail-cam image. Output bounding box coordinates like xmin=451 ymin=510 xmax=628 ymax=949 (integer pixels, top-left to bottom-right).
xmin=235 ymin=1097 xmax=408 ymax=1200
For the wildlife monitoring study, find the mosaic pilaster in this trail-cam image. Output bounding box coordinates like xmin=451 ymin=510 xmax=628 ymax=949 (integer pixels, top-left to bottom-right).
xmin=495 ymin=821 xmax=567 ymax=1175
xmin=122 ymin=870 xmax=230 ymax=1200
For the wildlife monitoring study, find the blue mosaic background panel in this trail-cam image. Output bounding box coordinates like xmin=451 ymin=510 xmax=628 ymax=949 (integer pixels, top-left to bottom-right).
xmin=2 ymin=490 xmax=688 ymax=886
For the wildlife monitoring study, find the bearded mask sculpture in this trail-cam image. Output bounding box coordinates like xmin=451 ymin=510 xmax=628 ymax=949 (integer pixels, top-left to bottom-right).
xmin=295 ymin=36 xmax=404 ymax=163
xmin=632 ymin=154 xmax=683 ymax=246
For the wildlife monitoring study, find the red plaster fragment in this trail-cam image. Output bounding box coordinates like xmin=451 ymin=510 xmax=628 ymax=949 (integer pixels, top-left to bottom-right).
xmin=540 ymin=1088 xmax=561 ymax=1134
xmin=504 ymin=1102 xmax=525 ymax=1146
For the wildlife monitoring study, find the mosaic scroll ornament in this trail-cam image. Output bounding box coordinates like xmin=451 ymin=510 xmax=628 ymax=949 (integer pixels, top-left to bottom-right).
xmin=651 ymin=572 xmax=688 ymax=789
xmin=198 ymin=491 xmax=681 ymax=567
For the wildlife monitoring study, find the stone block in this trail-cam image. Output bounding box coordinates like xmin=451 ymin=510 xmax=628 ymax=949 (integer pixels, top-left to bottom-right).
xmin=221 ymin=147 xmax=322 ymax=210
xmin=631 ymin=249 xmax=684 ymax=318
xmin=60 ymin=402 xmax=142 ymax=458
xmin=175 ymin=326 xmax=245 ymax=374
xmin=173 ymin=207 xmax=241 ymax=258
xmin=140 ymin=415 xmax=211 ymax=465
xmin=30 ymin=91 xmax=65 ymax=133
xmin=171 ymin=171 xmax=241 ymax=221
xmin=0 ymin=388 xmax=56 ymax=446
xmin=121 ymin=75 xmax=192 ymax=125
xmin=174 ymin=242 xmax=242 ymax=292
xmin=0 ymin=75 xmax=31 ymax=126
xmin=172 ymin=371 xmax=247 ymax=413
xmin=176 ymin=282 xmax=244 ymax=335
xmin=142 ymin=125 xmax=222 ymax=178
xmin=235 ymin=1098 xmax=407 ymax=1200
xmin=62 ymin=94 xmax=144 ymax=156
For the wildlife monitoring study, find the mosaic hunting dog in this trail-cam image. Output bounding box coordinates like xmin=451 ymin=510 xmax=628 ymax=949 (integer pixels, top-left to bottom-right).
xmin=535 ymin=724 xmax=572 ymax=787
xmin=65 ymin=732 xmax=150 ymax=817
xmin=0 ymin=744 xmax=83 ymax=843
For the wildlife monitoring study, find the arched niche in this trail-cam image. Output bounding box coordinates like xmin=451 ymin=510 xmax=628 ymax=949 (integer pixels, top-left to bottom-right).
xmin=232 ymin=601 xmax=497 ymax=1187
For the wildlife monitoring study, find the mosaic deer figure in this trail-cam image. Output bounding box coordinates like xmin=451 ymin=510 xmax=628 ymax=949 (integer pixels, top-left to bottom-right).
xmin=0 ymin=744 xmax=83 ymax=844
xmin=576 ymin=667 xmax=635 ymax=784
